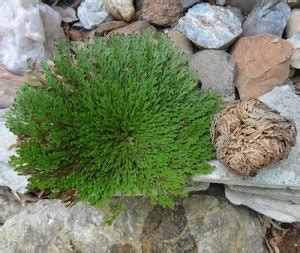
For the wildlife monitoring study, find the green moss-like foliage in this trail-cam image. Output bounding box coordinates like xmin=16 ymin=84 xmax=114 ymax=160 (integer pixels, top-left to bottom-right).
xmin=6 ymin=31 xmax=222 ymax=208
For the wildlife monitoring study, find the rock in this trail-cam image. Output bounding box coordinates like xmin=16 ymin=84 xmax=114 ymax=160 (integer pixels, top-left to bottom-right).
xmin=231 ymin=34 xmax=294 ymax=98
xmin=227 ymin=185 xmax=300 ymax=203
xmin=141 ymin=0 xmax=183 ymax=26
xmin=178 ymin=4 xmax=242 ymax=49
xmin=292 ymin=76 xmax=300 ymax=96
xmin=216 ymin=0 xmax=226 ymax=5
xmin=77 ymin=0 xmax=109 ymax=29
xmin=0 ymin=194 xmax=264 ymax=252
xmin=104 ymin=0 xmax=135 ymax=22
xmin=288 ymin=32 xmax=300 ymax=69
xmin=0 ymin=1 xmax=65 ymax=75
xmin=242 ymin=0 xmax=290 ymax=37
xmin=0 ymin=109 xmax=28 ymax=193
xmin=286 ymin=9 xmax=300 ymax=38
xmin=0 ymin=109 xmax=17 ymax=164
xmin=0 ymin=163 xmax=28 ymax=194
xmin=226 ymin=6 xmax=246 ymax=24
xmin=0 ymin=79 xmax=22 ymax=109
xmin=193 ymin=85 xmax=300 ymax=190
xmin=226 ymin=187 xmax=300 ymax=222
xmin=167 ymin=28 xmax=194 ymax=56
xmin=108 ymin=20 xmax=154 ymax=36
xmin=189 ymin=50 xmax=236 ymax=101
xmin=179 ymin=0 xmax=203 ymax=9
xmin=53 ymin=6 xmax=78 ymax=23
xmin=90 ymin=20 xmax=128 ymax=36
xmin=226 ymin=0 xmax=256 ymax=14
xmin=0 ymin=186 xmax=24 ymax=225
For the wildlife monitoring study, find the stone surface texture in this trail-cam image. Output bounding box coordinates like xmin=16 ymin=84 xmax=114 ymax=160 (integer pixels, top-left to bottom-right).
xmin=0 ymin=193 xmax=264 ymax=253
xmin=141 ymin=0 xmax=183 ymax=26
xmin=226 ymin=0 xmax=256 ymax=14
xmin=227 ymin=185 xmax=300 ymax=204
xmin=189 ymin=50 xmax=236 ymax=101
xmin=104 ymin=0 xmax=135 ymax=22
xmin=179 ymin=0 xmax=203 ymax=9
xmin=226 ymin=187 xmax=300 ymax=222
xmin=0 ymin=109 xmax=28 ymax=193
xmin=168 ymin=28 xmax=194 ymax=56
xmin=0 ymin=0 xmax=65 ymax=75
xmin=286 ymin=8 xmax=300 ymax=38
xmin=0 ymin=79 xmax=22 ymax=109
xmin=53 ymin=6 xmax=78 ymax=23
xmin=242 ymin=0 xmax=290 ymax=37
xmin=288 ymin=32 xmax=300 ymax=69
xmin=77 ymin=0 xmax=109 ymax=29
xmin=226 ymin=6 xmax=246 ymax=24
xmin=178 ymin=3 xmax=242 ymax=49
xmin=231 ymin=34 xmax=294 ymax=98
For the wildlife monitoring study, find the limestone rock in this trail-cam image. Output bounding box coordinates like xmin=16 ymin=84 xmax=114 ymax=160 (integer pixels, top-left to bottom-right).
xmin=231 ymin=34 xmax=294 ymax=98
xmin=53 ymin=6 xmax=78 ymax=23
xmin=167 ymin=28 xmax=194 ymax=56
xmin=287 ymin=9 xmax=300 ymax=38
xmin=226 ymin=6 xmax=246 ymax=24
xmin=141 ymin=0 xmax=183 ymax=26
xmin=242 ymin=0 xmax=290 ymax=37
xmin=0 ymin=0 xmax=65 ymax=75
xmin=0 ymin=186 xmax=24 ymax=225
xmin=226 ymin=0 xmax=256 ymax=14
xmin=193 ymin=85 xmax=300 ymax=190
xmin=178 ymin=3 xmax=242 ymax=49
xmin=0 ymin=109 xmax=28 ymax=193
xmin=179 ymin=0 xmax=203 ymax=9
xmin=108 ymin=20 xmax=154 ymax=36
xmin=104 ymin=0 xmax=135 ymax=22
xmin=226 ymin=187 xmax=300 ymax=222
xmin=77 ymin=0 xmax=109 ymax=29
xmin=189 ymin=50 xmax=236 ymax=101
xmin=227 ymin=185 xmax=300 ymax=203
xmin=288 ymin=32 xmax=300 ymax=69
xmin=0 ymin=194 xmax=264 ymax=253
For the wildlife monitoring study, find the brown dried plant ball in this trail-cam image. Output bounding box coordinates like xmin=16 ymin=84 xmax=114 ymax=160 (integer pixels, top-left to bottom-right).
xmin=211 ymin=98 xmax=297 ymax=176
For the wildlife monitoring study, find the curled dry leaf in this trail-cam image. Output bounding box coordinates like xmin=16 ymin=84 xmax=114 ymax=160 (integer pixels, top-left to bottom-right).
xmin=211 ymin=98 xmax=297 ymax=176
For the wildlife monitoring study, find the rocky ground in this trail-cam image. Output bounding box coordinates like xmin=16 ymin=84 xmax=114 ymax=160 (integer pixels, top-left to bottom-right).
xmin=1 ymin=0 xmax=300 ymax=252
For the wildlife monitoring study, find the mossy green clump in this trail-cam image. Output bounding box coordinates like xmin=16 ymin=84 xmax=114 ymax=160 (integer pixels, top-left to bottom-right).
xmin=6 ymin=31 xmax=222 ymax=208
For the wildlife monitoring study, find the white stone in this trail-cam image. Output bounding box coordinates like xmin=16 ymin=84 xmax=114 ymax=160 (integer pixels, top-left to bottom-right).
xmin=0 ymin=109 xmax=17 ymax=163
xmin=193 ymin=85 xmax=300 ymax=190
xmin=104 ymin=0 xmax=135 ymax=22
xmin=77 ymin=0 xmax=109 ymax=29
xmin=228 ymin=185 xmax=300 ymax=203
xmin=178 ymin=3 xmax=242 ymax=49
xmin=226 ymin=187 xmax=300 ymax=222
xmin=0 ymin=162 xmax=28 ymax=194
xmin=53 ymin=6 xmax=78 ymax=23
xmin=0 ymin=109 xmax=28 ymax=193
xmin=0 ymin=0 xmax=65 ymax=75
xmin=288 ymin=32 xmax=300 ymax=69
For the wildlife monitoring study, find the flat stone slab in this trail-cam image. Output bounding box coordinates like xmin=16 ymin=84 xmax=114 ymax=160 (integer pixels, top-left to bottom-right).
xmin=227 ymin=185 xmax=300 ymax=204
xmin=226 ymin=186 xmax=300 ymax=222
xmin=193 ymin=85 xmax=300 ymax=190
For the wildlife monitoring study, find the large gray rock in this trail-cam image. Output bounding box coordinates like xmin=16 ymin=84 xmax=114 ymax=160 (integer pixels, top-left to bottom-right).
xmin=178 ymin=3 xmax=242 ymax=49
xmin=242 ymin=0 xmax=290 ymax=37
xmin=193 ymin=85 xmax=300 ymax=190
xmin=286 ymin=8 xmax=300 ymax=38
xmin=226 ymin=0 xmax=256 ymax=14
xmin=226 ymin=187 xmax=300 ymax=222
xmin=189 ymin=50 xmax=236 ymax=101
xmin=0 ymin=0 xmax=65 ymax=75
xmin=0 ymin=193 xmax=264 ymax=253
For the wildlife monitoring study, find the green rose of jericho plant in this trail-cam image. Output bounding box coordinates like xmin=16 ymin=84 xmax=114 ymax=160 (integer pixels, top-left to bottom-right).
xmin=6 ymin=30 xmax=223 ymax=208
